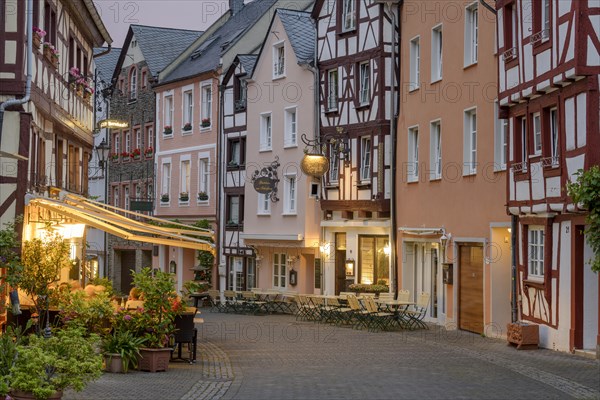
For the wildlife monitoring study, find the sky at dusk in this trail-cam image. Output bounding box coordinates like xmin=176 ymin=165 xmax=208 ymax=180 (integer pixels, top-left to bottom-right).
xmin=95 ymin=0 xmax=231 ymax=47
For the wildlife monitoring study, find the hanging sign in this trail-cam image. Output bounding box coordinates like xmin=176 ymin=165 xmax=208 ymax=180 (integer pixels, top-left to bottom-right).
xmin=251 ymin=156 xmax=280 ymax=202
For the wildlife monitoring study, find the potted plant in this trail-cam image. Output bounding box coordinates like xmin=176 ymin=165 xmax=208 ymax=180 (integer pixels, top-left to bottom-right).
xmin=131 ymin=268 xmax=182 ymax=372
xmin=100 ymin=328 xmax=146 ymax=373
xmin=8 ymin=327 xmax=102 ymax=400
xmin=182 ymin=122 xmax=192 ymax=132
xmin=32 ymin=27 xmax=46 ymax=49
xmin=201 ymin=118 xmax=210 ymax=128
xmin=197 ymin=192 xmax=209 ymax=201
xmin=163 ymin=126 xmax=172 ymax=135
xmin=144 ymin=147 xmax=153 ymax=158
xmin=83 ymin=86 xmax=94 ymax=102
xmin=42 ymin=43 xmax=59 ymax=69
xmin=110 ymin=152 xmax=119 ymax=161
xmin=160 ymin=194 xmax=169 ymax=203
xmin=0 ymin=323 xmax=30 ymax=400
xmin=182 ymin=280 xmax=211 ymax=297
xmin=179 ymin=192 xmax=189 ymax=202
xmin=120 ymin=151 xmax=130 ymax=161
xmin=130 ymin=148 xmax=141 ymax=160
xmin=348 ymin=283 xmax=389 ymax=295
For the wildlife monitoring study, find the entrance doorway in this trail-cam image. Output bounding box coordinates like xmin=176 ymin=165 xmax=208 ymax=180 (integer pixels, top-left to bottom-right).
xmin=459 ymin=245 xmax=484 ymax=334
xmin=335 ymin=233 xmax=347 ymax=294
xmin=119 ymin=250 xmax=135 ymax=294
xmin=403 ymin=242 xmax=440 ymax=320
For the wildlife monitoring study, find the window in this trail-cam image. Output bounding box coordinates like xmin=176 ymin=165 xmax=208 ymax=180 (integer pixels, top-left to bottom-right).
xmin=124 ymin=131 xmax=131 ymax=153
xmin=113 ymin=187 xmax=119 ymax=207
xmin=273 ymin=253 xmax=287 ymax=289
xmin=134 ymin=128 xmax=141 ymax=151
xmin=273 ymin=43 xmax=285 ymax=78
xmin=284 ymin=174 xmax=297 ymax=214
xmin=463 ymin=109 xmax=477 ymax=175
xmin=360 ymin=137 xmax=371 ymax=182
xmin=408 ymin=127 xmax=419 ymax=182
xmin=329 ymin=143 xmax=339 ymax=183
xmin=358 ymin=236 xmax=389 ymax=285
xmin=258 ymin=193 xmax=271 ymax=215
xmin=359 ymin=62 xmax=370 ymax=105
xmin=549 ymin=108 xmax=559 ymax=164
xmin=327 ymin=69 xmax=339 ymax=110
xmin=129 ymin=67 xmax=137 ymax=100
xmin=284 ymin=107 xmax=297 ymax=147
xmin=519 ymin=116 xmax=528 ymax=172
xmin=533 ymin=0 xmax=551 ymax=40
xmin=198 ymin=157 xmax=209 ymax=198
xmin=141 ymin=70 xmax=148 ymax=88
xmin=503 ymin=3 xmax=517 ymax=57
xmin=409 ymin=37 xmax=420 ymax=90
xmin=227 ymin=195 xmax=243 ymax=225
xmin=260 ymin=113 xmax=272 ymax=151
xmin=183 ymin=90 xmax=193 ymax=127
xmin=164 ymin=95 xmax=173 ymax=132
xmin=234 ymin=76 xmax=247 ymax=111
xmin=228 ymin=138 xmax=245 ymax=167
xmin=431 ymin=25 xmax=443 ymax=80
xmin=147 ymin=183 xmax=153 ymax=200
xmin=113 ymin=132 xmax=120 ymax=154
xmin=342 ymin=0 xmax=356 ymax=32
xmin=146 ymin=125 xmax=154 ymax=149
xmin=227 ymin=257 xmax=244 ymax=291
xmin=247 ymin=258 xmax=256 ymax=290
xmin=430 ymin=122 xmax=441 ymax=180
xmin=44 ymin=2 xmax=57 ymax=45
xmin=201 ymin=85 xmax=212 ymax=124
xmin=465 ymin=3 xmax=478 ymax=65
xmin=180 ymin=160 xmax=191 ymax=199
xmin=135 ymin=184 xmax=141 ymax=199
xmin=161 ymin=163 xmax=171 ymax=198
xmin=494 ymin=103 xmax=508 ymax=171
xmin=528 ymin=226 xmax=545 ymax=278
xmin=533 ymin=112 xmax=542 ymax=155
xmin=124 ymin=187 xmax=130 ymax=211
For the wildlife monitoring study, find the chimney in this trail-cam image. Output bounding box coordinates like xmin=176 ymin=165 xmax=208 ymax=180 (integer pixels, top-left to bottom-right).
xmin=230 ymin=0 xmax=244 ymax=16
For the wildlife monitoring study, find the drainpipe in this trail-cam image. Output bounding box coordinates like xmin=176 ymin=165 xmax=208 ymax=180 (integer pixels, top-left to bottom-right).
xmin=0 ymin=0 xmax=33 ymax=159
xmin=511 ymin=214 xmax=518 ymax=322
xmin=93 ymin=45 xmax=112 ymax=59
xmin=216 ymin=80 xmax=225 ymax=291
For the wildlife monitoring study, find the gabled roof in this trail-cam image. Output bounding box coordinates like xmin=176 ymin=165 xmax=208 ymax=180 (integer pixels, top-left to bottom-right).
xmin=277 ymin=9 xmax=315 ymax=64
xmin=93 ymin=47 xmax=121 ymax=85
xmin=159 ymin=0 xmax=278 ymax=85
xmin=238 ymin=55 xmax=258 ymax=76
xmin=112 ymin=25 xmax=204 ymax=82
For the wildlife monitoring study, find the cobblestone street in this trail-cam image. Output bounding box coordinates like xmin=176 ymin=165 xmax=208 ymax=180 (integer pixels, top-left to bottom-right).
xmin=65 ymin=311 xmax=600 ymax=400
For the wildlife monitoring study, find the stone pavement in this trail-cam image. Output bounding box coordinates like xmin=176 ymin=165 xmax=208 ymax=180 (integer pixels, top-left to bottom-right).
xmin=65 ymin=310 xmax=600 ymax=400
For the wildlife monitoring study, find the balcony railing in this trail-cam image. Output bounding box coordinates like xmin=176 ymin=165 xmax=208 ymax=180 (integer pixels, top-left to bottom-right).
xmin=511 ymin=161 xmax=528 ymax=173
xmin=234 ymin=99 xmax=247 ymax=112
xmin=502 ymin=47 xmax=517 ymax=62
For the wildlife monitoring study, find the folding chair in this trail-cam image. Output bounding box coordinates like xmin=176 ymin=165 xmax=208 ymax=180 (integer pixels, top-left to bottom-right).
xmin=207 ymin=289 xmax=223 ymax=313
xmin=404 ymin=292 xmax=431 ymax=330
xmin=241 ymin=291 xmax=267 ymax=315
xmin=223 ymin=290 xmax=240 ymax=313
xmin=295 ymin=295 xmax=316 ymax=321
xmin=364 ymin=296 xmax=394 ymax=332
xmin=327 ymin=297 xmax=353 ymax=325
xmin=346 ymin=294 xmax=370 ymax=330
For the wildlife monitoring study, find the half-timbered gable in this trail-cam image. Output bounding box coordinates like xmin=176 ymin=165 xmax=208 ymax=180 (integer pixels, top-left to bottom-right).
xmin=497 ymin=0 xmax=600 ymax=353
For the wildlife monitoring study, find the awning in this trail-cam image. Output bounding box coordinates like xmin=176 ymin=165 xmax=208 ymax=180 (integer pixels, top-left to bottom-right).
xmin=398 ymin=227 xmax=444 ymax=236
xmin=27 ymin=194 xmax=216 ymax=254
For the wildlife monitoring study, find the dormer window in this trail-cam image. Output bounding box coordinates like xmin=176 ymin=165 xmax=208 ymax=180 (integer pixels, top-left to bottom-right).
xmin=342 ymin=0 xmax=356 ymax=32
xmin=234 ymin=75 xmax=247 ymax=111
xmin=273 ymin=42 xmax=285 ymax=78
xmin=129 ymin=67 xmax=137 ymax=100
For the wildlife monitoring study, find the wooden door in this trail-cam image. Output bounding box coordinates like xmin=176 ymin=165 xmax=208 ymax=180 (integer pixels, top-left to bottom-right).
xmin=459 ymin=245 xmax=484 ymax=334
xmin=335 ymin=249 xmax=346 ymax=294
xmin=120 ymin=250 xmax=136 ymax=294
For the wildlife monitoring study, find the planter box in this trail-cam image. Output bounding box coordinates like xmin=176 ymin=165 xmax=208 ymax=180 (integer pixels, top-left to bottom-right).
xmin=507 ymin=322 xmax=539 ymax=350
xmin=10 ymin=390 xmax=63 ymax=400
xmin=104 ymin=353 xmax=124 ymax=373
xmin=138 ymin=348 xmax=172 ymax=372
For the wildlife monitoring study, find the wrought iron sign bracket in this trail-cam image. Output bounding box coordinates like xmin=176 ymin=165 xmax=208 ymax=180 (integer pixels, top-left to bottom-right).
xmin=251 ymin=156 xmax=280 ymax=202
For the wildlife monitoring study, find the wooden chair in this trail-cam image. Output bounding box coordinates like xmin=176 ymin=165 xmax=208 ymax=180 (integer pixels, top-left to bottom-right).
xmin=397 ymin=289 xmax=410 ymax=302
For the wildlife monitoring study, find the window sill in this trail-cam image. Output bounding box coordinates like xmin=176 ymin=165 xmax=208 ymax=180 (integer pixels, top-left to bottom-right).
xmin=272 ymin=74 xmax=286 ymax=81
xmin=523 ymin=278 xmax=544 ymax=289
xmin=281 ymin=212 xmax=297 ymax=216
xmin=325 ymin=109 xmax=339 ymax=115
xmin=493 ymin=166 xmax=507 ymax=173
xmin=355 ymin=103 xmax=370 ymax=111
xmin=430 ymin=77 xmax=442 ymax=85
xmin=463 ymin=61 xmax=477 ymax=70
xmin=259 ymin=148 xmax=272 ymax=153
xmin=283 ymin=143 xmax=298 ymax=149
xmin=429 ymin=177 xmax=442 ymax=182
xmin=127 ymin=99 xmax=138 ymax=105
xmin=407 ymin=178 xmax=419 ymax=184
xmin=227 ymin=164 xmax=245 ymax=171
xmin=356 ymin=182 xmax=371 ymax=189
xmin=200 ymin=126 xmax=212 ymax=132
xmin=257 ymin=213 xmax=271 ymax=217
xmin=163 ymin=134 xmax=174 ymax=140
xmin=338 ymin=28 xmax=357 ymax=37
xmin=462 ymin=172 xmax=477 ymax=177
xmin=409 ymin=86 xmax=420 ymax=93
xmin=181 ymin=129 xmax=193 ymax=136
xmin=325 ymin=183 xmax=339 ymax=188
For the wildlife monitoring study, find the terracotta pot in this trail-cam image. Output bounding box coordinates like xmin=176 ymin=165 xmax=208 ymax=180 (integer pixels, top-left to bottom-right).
xmin=104 ymin=353 xmax=124 ymax=373
xmin=138 ymin=348 xmax=172 ymax=372
xmin=10 ymin=390 xmax=63 ymax=400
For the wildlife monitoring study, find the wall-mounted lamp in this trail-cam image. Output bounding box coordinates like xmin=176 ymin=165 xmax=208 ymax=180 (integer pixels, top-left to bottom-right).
xmin=383 ymin=243 xmax=391 ymax=256
xmin=345 ymin=258 xmax=355 ymax=276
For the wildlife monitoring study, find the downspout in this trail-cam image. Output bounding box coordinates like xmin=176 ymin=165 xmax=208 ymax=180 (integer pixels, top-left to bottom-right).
xmin=216 ymin=81 xmax=225 ymax=291
xmin=388 ymin=2 xmax=399 ymax=295
xmin=93 ymin=45 xmax=112 ymax=59
xmin=511 ymin=214 xmax=518 ymax=322
xmin=479 ymin=0 xmax=497 ymax=15
xmin=0 ymin=0 xmax=33 ymax=159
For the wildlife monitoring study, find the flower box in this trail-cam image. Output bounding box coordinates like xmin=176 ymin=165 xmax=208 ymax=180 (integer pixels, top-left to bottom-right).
xmin=201 ymin=119 xmax=210 ymax=128
xmin=161 ymin=194 xmax=169 ymax=203
xmin=183 ymin=123 xmax=192 ymax=132
xmin=130 ymin=149 xmax=141 ymax=160
xmin=163 ymin=126 xmax=173 ymax=135
xmin=32 ymin=27 xmax=45 ymax=49
xmin=197 ymin=192 xmax=209 ymax=201
xmin=43 ymin=42 xmax=59 ymax=69
xmin=179 ymin=192 xmax=189 ymax=202
xmin=507 ymin=322 xmax=539 ymax=350
xmin=144 ymin=147 xmax=154 ymax=158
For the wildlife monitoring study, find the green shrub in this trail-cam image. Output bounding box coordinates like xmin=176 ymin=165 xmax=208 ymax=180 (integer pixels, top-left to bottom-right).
xmin=348 ymin=283 xmax=389 ymax=294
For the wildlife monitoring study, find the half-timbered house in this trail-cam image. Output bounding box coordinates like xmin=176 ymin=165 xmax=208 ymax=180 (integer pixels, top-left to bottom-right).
xmin=497 ymin=0 xmax=600 ymax=354
xmin=312 ymin=0 xmax=399 ymax=294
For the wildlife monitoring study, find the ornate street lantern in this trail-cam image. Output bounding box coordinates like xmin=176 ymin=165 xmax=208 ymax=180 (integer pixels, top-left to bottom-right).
xmin=300 ymin=131 xmax=349 ymax=178
xmin=301 ymin=152 xmax=329 ymax=177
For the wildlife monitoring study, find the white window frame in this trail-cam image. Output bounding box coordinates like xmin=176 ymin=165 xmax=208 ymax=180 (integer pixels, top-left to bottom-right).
xmin=408 ymin=126 xmax=419 ymax=182
xmin=342 ymin=0 xmax=356 ymax=32
xmin=541 ymin=0 xmax=551 ymax=38
xmin=327 ymin=69 xmax=338 ymax=111
xmin=550 ymin=108 xmax=559 ymax=164
xmin=114 ymin=133 xmax=120 ymax=155
xmin=125 ymin=131 xmax=131 ymax=153
xmin=431 ymin=25 xmax=443 ymax=82
xmin=463 ymin=108 xmax=477 ymax=175
xmin=260 ymin=113 xmax=272 ymax=151
xmin=201 ymin=84 xmax=212 ymax=126
xmin=465 ymin=3 xmax=478 ymax=66
xmin=258 ymin=192 xmax=271 ymax=215
xmin=283 ymin=173 xmax=297 ymax=215
xmin=494 ymin=101 xmax=508 ymax=171
xmin=198 ymin=156 xmax=210 ymax=201
xmin=521 ymin=117 xmax=528 ymax=172
xmin=164 ymin=95 xmax=173 ymax=133
xmin=230 ymin=140 xmax=241 ymax=166
xmin=533 ymin=112 xmax=542 ymax=155
xmin=180 ymin=158 xmax=191 ymax=203
xmin=183 ymin=89 xmax=193 ymax=128
xmin=329 ymin=143 xmax=339 ymax=183
xmin=528 ymin=226 xmax=545 ymax=279
xmin=229 ymin=195 xmax=241 ymax=224
xmin=360 ymin=136 xmax=371 ymax=182
xmin=161 ymin=161 xmax=171 ymax=202
xmin=273 ymin=42 xmax=285 ymax=78
xmin=124 ymin=186 xmax=130 ymax=211
xmin=284 ymin=107 xmax=297 ymax=148
xmin=429 ymin=121 xmax=441 ymax=180
xmin=359 ymin=61 xmax=370 ymax=105
xmin=146 ymin=126 xmax=154 ymax=149
xmin=134 ymin=128 xmax=141 ymax=151
xmin=273 ymin=253 xmax=287 ymax=289
xmin=409 ymin=36 xmax=420 ymax=91
xmin=113 ymin=187 xmax=119 ymax=207
xmin=129 ymin=67 xmax=137 ymax=100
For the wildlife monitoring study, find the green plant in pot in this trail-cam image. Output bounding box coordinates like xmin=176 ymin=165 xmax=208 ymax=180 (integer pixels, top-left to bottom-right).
xmin=131 ymin=267 xmax=182 ymax=372
xmin=0 ymin=322 xmax=31 ymax=399
xmin=101 ymin=329 xmax=146 ymax=373
xmin=9 ymin=327 xmax=102 ymax=400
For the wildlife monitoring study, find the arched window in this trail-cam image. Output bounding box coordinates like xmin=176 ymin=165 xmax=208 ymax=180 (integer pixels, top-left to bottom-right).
xmin=129 ymin=67 xmax=137 ymax=100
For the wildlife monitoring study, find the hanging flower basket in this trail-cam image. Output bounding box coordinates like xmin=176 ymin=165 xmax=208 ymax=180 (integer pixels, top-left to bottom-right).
xmin=43 ymin=42 xmax=59 ymax=69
